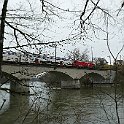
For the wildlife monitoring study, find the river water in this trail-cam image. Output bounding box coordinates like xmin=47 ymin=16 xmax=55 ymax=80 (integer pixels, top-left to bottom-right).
xmin=0 ymin=81 xmax=124 ymax=124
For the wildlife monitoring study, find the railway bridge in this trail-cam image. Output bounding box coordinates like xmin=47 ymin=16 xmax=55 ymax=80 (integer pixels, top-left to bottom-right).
xmin=1 ymin=64 xmax=116 ymax=93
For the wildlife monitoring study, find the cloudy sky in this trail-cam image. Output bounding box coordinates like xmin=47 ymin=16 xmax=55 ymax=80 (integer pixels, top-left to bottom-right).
xmin=1 ymin=0 xmax=124 ymax=63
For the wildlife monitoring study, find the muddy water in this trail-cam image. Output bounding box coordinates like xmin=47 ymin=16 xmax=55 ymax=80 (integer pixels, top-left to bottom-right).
xmin=0 ymin=81 xmax=124 ymax=124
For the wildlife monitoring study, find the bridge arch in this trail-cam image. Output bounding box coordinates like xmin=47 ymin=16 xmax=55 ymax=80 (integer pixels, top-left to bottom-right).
xmin=48 ymin=71 xmax=73 ymax=80
xmin=80 ymin=72 xmax=106 ymax=86
xmin=80 ymin=72 xmax=105 ymax=80
xmin=37 ymin=71 xmax=73 ymax=87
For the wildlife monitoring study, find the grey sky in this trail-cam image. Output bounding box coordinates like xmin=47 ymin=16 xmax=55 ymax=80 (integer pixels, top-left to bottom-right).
xmin=1 ymin=0 xmax=124 ymax=63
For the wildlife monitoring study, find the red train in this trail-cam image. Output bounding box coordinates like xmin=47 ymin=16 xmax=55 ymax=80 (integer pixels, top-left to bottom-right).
xmin=72 ymin=60 xmax=95 ymax=69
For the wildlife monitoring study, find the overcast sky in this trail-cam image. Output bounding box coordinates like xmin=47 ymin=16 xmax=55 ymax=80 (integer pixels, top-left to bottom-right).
xmin=1 ymin=0 xmax=124 ymax=63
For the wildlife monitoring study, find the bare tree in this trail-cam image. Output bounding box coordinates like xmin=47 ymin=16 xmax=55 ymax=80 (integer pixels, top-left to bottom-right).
xmin=66 ymin=48 xmax=89 ymax=61
xmin=0 ymin=0 xmax=8 ymax=75
xmin=94 ymin=57 xmax=108 ymax=66
xmin=0 ymin=0 xmax=114 ymax=72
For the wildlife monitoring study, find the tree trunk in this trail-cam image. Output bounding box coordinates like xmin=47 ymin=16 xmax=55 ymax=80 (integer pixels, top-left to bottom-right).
xmin=0 ymin=0 xmax=8 ymax=76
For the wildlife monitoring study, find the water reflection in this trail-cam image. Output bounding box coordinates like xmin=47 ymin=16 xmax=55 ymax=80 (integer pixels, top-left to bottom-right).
xmin=0 ymin=81 xmax=124 ymax=124
xmin=29 ymin=81 xmax=50 ymax=111
xmin=0 ymin=85 xmax=29 ymax=124
xmin=0 ymin=83 xmax=10 ymax=114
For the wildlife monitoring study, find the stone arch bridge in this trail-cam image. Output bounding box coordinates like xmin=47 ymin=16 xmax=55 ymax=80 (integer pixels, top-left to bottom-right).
xmin=1 ymin=64 xmax=116 ymax=92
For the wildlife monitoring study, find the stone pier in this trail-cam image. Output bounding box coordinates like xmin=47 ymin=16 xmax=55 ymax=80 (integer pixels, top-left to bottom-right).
xmin=10 ymin=80 xmax=30 ymax=94
xmin=61 ymin=79 xmax=80 ymax=89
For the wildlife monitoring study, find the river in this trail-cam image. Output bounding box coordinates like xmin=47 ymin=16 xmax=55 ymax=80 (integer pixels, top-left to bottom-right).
xmin=0 ymin=81 xmax=124 ymax=124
